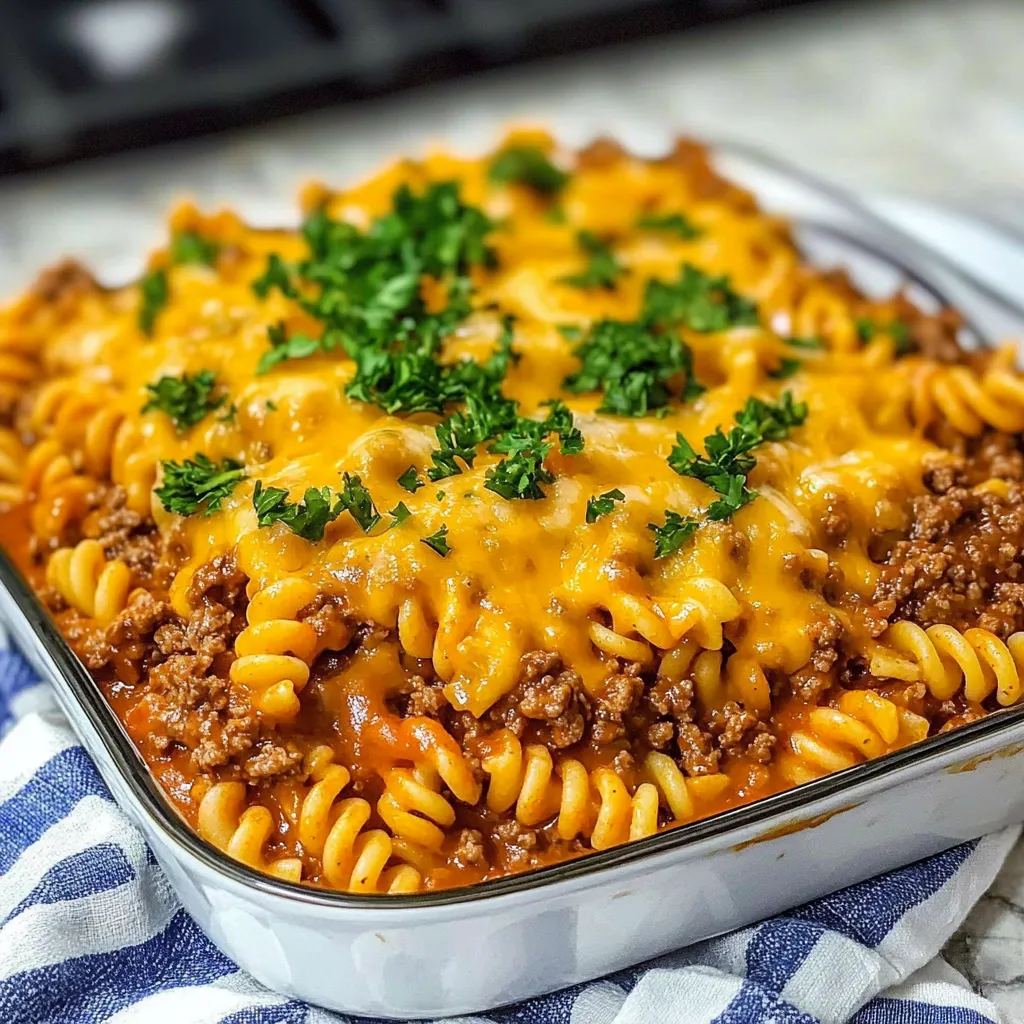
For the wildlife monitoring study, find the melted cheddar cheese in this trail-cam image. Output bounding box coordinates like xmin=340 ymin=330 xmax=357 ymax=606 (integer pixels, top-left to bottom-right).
xmin=4 ymin=130 xmax=1019 ymax=893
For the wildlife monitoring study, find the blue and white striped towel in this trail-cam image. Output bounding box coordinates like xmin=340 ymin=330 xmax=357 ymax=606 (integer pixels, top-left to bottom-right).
xmin=0 ymin=622 xmax=1016 ymax=1024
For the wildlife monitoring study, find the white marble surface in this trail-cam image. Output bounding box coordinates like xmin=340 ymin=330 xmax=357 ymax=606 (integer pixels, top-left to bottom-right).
xmin=1 ymin=0 xmax=1023 ymax=1014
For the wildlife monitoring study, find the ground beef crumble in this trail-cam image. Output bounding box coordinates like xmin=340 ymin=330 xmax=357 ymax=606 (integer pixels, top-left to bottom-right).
xmin=874 ymin=477 xmax=1024 ymax=638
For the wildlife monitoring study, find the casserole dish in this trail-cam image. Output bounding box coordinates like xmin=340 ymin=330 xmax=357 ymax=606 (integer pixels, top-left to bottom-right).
xmin=3 ymin=140 xmax=1024 ymax=1018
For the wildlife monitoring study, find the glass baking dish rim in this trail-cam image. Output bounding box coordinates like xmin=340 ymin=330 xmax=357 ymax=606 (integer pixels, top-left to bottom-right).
xmin=6 ymin=140 xmax=1024 ymax=909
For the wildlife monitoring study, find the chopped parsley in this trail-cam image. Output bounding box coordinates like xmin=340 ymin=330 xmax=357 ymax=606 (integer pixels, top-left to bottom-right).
xmin=398 ymin=466 xmax=424 ymax=493
xmin=668 ymin=392 xmax=808 ymax=522
xmin=265 ymin=400 xmax=277 ymax=411
xmin=648 ymin=512 xmax=701 ymax=559
xmin=643 ymin=263 xmax=758 ymax=333
xmin=252 ymin=472 xmax=381 ymax=541
xmin=488 ymin=145 xmax=569 ymax=196
xmin=170 ymin=230 xmax=220 ymax=266
xmin=138 ymin=269 xmax=168 ymax=336
xmin=586 ymin=488 xmax=625 ymax=523
xmin=563 ymin=319 xmax=702 ymax=417
xmin=389 ymin=502 xmax=411 ymax=527
xmin=252 ymin=182 xmax=496 ymax=384
xmin=257 ymin=322 xmax=323 ymax=376
xmin=484 ymin=401 xmax=583 ymax=501
xmin=856 ymin=317 xmax=912 ymax=355
xmin=142 ymin=369 xmax=224 ymax=431
xmin=786 ymin=336 xmax=824 ymax=350
xmin=217 ymin=402 xmax=238 ymax=425
xmin=768 ymin=356 xmax=801 ymax=380
xmin=421 ymin=524 xmax=451 ymax=557
xmin=253 ymin=482 xmax=341 ymax=542
xmin=155 ymin=455 xmax=245 ymax=517
xmin=636 ymin=212 xmax=702 ymax=239
xmin=560 ymin=230 xmax=624 ymax=290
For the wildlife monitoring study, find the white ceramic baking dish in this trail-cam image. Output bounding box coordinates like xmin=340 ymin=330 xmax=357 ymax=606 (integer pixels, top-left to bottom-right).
xmin=3 ymin=142 xmax=1024 ymax=1019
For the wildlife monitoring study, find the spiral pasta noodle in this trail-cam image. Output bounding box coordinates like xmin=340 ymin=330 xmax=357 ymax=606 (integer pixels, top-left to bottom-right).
xmin=778 ymin=691 xmax=930 ymax=786
xmin=45 ymin=539 xmax=131 ymax=622
xmin=299 ymin=747 xmax=422 ymax=893
xmin=910 ymin=347 xmax=1024 ymax=437
xmin=197 ymin=782 xmax=303 ymax=882
xmin=230 ymin=577 xmax=319 ymax=721
xmin=870 ymin=622 xmax=1024 ymax=707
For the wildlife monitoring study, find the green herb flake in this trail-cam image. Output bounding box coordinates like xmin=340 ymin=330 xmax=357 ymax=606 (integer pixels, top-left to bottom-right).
xmin=484 ymin=401 xmax=583 ymax=501
xmin=856 ymin=317 xmax=913 ymax=355
xmin=563 ymin=319 xmax=702 ymax=417
xmin=142 ymin=369 xmax=224 ymax=431
xmin=560 ymin=230 xmax=624 ymax=290
xmin=155 ymin=455 xmax=245 ymax=517
xmin=421 ymin=524 xmax=451 ymax=557
xmin=265 ymin=399 xmax=277 ymax=411
xmin=256 ymin=322 xmax=325 ymax=376
xmin=388 ymin=502 xmax=411 ymax=528
xmin=786 ymin=336 xmax=824 ymax=350
xmin=398 ymin=466 xmax=424 ymax=493
xmin=643 ymin=263 xmax=758 ymax=333
xmin=488 ymin=145 xmax=569 ymax=196
xmin=337 ymin=472 xmax=382 ymax=533
xmin=252 ymin=482 xmax=341 ymax=542
xmin=586 ymin=488 xmax=625 ymax=523
xmin=170 ymin=230 xmax=220 ymax=267
xmin=138 ymin=269 xmax=169 ymax=336
xmin=636 ymin=212 xmax=702 ymax=239
xmin=648 ymin=512 xmax=701 ymax=559
xmin=768 ymin=356 xmax=801 ymax=380
xmin=668 ymin=392 xmax=808 ymax=523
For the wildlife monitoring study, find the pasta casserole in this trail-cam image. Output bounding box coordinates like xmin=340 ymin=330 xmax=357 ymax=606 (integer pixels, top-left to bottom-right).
xmin=3 ymin=131 xmax=1024 ymax=894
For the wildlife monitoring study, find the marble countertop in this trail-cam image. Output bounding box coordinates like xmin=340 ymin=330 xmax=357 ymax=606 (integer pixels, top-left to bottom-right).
xmin=1 ymin=0 xmax=1022 ymax=1014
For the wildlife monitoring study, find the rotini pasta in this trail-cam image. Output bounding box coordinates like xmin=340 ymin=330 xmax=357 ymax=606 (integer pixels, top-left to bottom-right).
xmin=2 ymin=130 xmax=1023 ymax=893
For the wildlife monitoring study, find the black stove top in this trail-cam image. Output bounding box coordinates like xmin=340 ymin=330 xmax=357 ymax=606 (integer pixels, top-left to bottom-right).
xmin=0 ymin=0 xmax=823 ymax=172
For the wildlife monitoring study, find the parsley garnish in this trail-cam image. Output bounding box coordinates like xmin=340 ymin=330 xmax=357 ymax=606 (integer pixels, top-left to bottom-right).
xmin=170 ymin=231 xmax=220 ymax=266
xmin=561 ymin=231 xmax=624 ymax=290
xmin=398 ymin=466 xmax=423 ymax=493
xmin=586 ymin=488 xmax=625 ymax=523
xmin=668 ymin=392 xmax=808 ymax=521
xmin=142 ymin=369 xmax=224 ymax=431
xmin=786 ymin=336 xmax=824 ymax=350
xmin=856 ymin=317 xmax=912 ymax=355
xmin=488 ymin=145 xmax=569 ymax=196
xmin=768 ymin=357 xmax=801 ymax=380
xmin=643 ymin=263 xmax=758 ymax=333
xmin=389 ymin=502 xmax=411 ymax=527
xmin=253 ymin=482 xmax=341 ymax=542
xmin=421 ymin=524 xmax=451 ymax=557
xmin=636 ymin=212 xmax=702 ymax=239
xmin=484 ymin=401 xmax=583 ymax=501
xmin=217 ymin=402 xmax=238 ymax=425
xmin=648 ymin=512 xmax=701 ymax=559
xmin=257 ymin=322 xmax=323 ymax=375
xmin=155 ymin=455 xmax=245 ymax=517
xmin=265 ymin=400 xmax=277 ymax=411
xmin=252 ymin=472 xmax=381 ymax=541
xmin=252 ymin=182 xmax=496 ymax=383
xmin=563 ymin=319 xmax=702 ymax=417
xmin=138 ymin=269 xmax=168 ymax=336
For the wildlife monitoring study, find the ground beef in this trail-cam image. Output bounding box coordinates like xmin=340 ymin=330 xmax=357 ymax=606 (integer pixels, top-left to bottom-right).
xmin=88 ymin=487 xmax=160 ymax=575
xmin=820 ymin=491 xmax=853 ymax=545
xmin=874 ymin=481 xmax=1024 ymax=637
xmin=590 ymin=668 xmax=644 ymax=745
xmin=298 ymin=593 xmax=352 ymax=653
xmin=486 ymin=651 xmax=590 ymax=749
xmin=676 ymin=722 xmax=721 ymax=776
xmin=30 ymin=258 xmax=98 ymax=305
xmin=453 ymin=828 xmax=486 ymax=867
xmin=402 ymin=674 xmax=448 ymax=718
xmin=491 ymin=818 xmax=539 ymax=868
xmin=908 ymin=308 xmax=965 ymax=364
xmin=788 ymin=613 xmax=843 ymax=701
xmin=707 ymin=701 xmax=776 ymax=763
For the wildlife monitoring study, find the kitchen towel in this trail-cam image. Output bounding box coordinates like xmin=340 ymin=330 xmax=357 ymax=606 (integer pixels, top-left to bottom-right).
xmin=0 ymin=623 xmax=1014 ymax=1024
